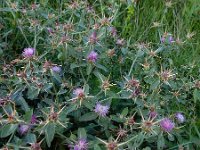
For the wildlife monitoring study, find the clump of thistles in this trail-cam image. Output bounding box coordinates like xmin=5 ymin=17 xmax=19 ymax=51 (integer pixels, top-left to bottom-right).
xmin=87 ymin=51 xmax=98 ymax=63
xmin=22 ymin=47 xmax=35 ymax=58
xmin=73 ymin=138 xmax=88 ymax=150
xmin=160 ymin=118 xmax=175 ymax=132
xmin=175 ymin=113 xmax=185 ymax=123
xmin=94 ymin=103 xmax=109 ymax=117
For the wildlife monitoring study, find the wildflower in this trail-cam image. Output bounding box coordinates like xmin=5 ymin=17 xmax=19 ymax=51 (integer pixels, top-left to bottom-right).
xmin=87 ymin=51 xmax=98 ymax=63
xmin=73 ymin=88 xmax=85 ymax=99
xmin=31 ymin=114 xmax=38 ymax=124
xmin=160 ymin=118 xmax=175 ymax=132
xmin=18 ymin=124 xmax=30 ymax=135
xmin=73 ymin=139 xmax=88 ymax=150
xmin=149 ymin=111 xmax=157 ymax=119
xmin=52 ymin=66 xmax=62 ymax=73
xmin=89 ymin=32 xmax=98 ymax=44
xmin=116 ymin=39 xmax=125 ymax=46
xmin=175 ymin=113 xmax=185 ymax=123
xmin=110 ymin=27 xmax=117 ymax=37
xmin=94 ymin=103 xmax=109 ymax=117
xmin=169 ymin=36 xmax=174 ymax=43
xmin=22 ymin=47 xmax=35 ymax=58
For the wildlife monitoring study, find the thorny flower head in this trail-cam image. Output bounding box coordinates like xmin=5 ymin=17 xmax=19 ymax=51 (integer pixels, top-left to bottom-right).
xmin=89 ymin=32 xmax=98 ymax=44
xmin=73 ymin=138 xmax=88 ymax=150
xmin=52 ymin=66 xmax=62 ymax=73
xmin=175 ymin=113 xmax=185 ymax=123
xmin=160 ymin=118 xmax=175 ymax=132
xmin=94 ymin=103 xmax=109 ymax=117
xmin=73 ymin=88 xmax=85 ymax=100
xmin=18 ymin=124 xmax=30 ymax=135
xmin=22 ymin=47 xmax=35 ymax=58
xmin=87 ymin=51 xmax=98 ymax=63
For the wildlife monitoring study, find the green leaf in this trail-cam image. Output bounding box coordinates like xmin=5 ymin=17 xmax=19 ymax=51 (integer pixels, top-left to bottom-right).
xmin=24 ymin=133 xmax=36 ymax=143
xmin=45 ymin=123 xmax=55 ymax=147
xmin=27 ymin=86 xmax=40 ymax=100
xmin=121 ymin=107 xmax=129 ymax=117
xmin=94 ymin=144 xmax=102 ymax=150
xmin=78 ymin=128 xmax=87 ymax=139
xmin=150 ymin=79 xmax=160 ymax=90
xmin=157 ymin=133 xmax=165 ymax=150
xmin=24 ymin=109 xmax=33 ymax=122
xmin=0 ymin=124 xmax=18 ymax=138
xmin=79 ymin=112 xmax=98 ymax=122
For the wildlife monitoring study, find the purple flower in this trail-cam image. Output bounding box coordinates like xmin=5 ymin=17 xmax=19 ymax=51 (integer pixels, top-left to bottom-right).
xmin=116 ymin=39 xmax=125 ymax=46
xmin=175 ymin=113 xmax=185 ymax=123
xmin=149 ymin=111 xmax=157 ymax=118
xmin=31 ymin=115 xmax=37 ymax=124
xmin=18 ymin=124 xmax=30 ymax=135
xmin=22 ymin=47 xmax=35 ymax=58
xmin=94 ymin=103 xmax=109 ymax=117
xmin=73 ymin=139 xmax=88 ymax=150
xmin=89 ymin=32 xmax=98 ymax=44
xmin=87 ymin=51 xmax=98 ymax=63
xmin=161 ymin=36 xmax=165 ymax=43
xmin=73 ymin=88 xmax=85 ymax=98
xmin=110 ymin=27 xmax=117 ymax=37
xmin=47 ymin=27 xmax=53 ymax=34
xmin=169 ymin=36 xmax=174 ymax=43
xmin=160 ymin=118 xmax=175 ymax=132
xmin=52 ymin=66 xmax=62 ymax=73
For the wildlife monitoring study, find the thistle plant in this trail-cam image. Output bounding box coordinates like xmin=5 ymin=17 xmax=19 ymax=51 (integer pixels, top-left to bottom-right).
xmin=0 ymin=0 xmax=199 ymax=150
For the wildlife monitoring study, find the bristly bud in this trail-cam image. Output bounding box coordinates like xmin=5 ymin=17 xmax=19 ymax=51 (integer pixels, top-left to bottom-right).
xmin=73 ymin=88 xmax=85 ymax=100
xmin=107 ymin=142 xmax=118 ymax=150
xmin=87 ymin=51 xmax=98 ymax=63
xmin=31 ymin=142 xmax=42 ymax=150
xmin=107 ymin=49 xmax=115 ymax=57
xmin=89 ymin=32 xmax=98 ymax=44
xmin=110 ymin=27 xmax=117 ymax=37
xmin=116 ymin=39 xmax=125 ymax=46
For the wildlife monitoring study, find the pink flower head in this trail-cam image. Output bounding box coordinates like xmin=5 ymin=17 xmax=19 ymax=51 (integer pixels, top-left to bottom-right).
xmin=52 ymin=66 xmax=62 ymax=73
xmin=169 ymin=35 xmax=174 ymax=43
xmin=149 ymin=111 xmax=157 ymax=118
xmin=73 ymin=88 xmax=85 ymax=99
xmin=87 ymin=51 xmax=98 ymax=63
xmin=89 ymin=32 xmax=98 ymax=44
xmin=18 ymin=124 xmax=30 ymax=135
xmin=160 ymin=118 xmax=175 ymax=132
xmin=22 ymin=47 xmax=35 ymax=58
xmin=94 ymin=103 xmax=109 ymax=117
xmin=31 ymin=115 xmax=37 ymax=124
xmin=73 ymin=139 xmax=88 ymax=150
xmin=110 ymin=27 xmax=117 ymax=37
xmin=175 ymin=113 xmax=185 ymax=123
xmin=116 ymin=38 xmax=125 ymax=46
